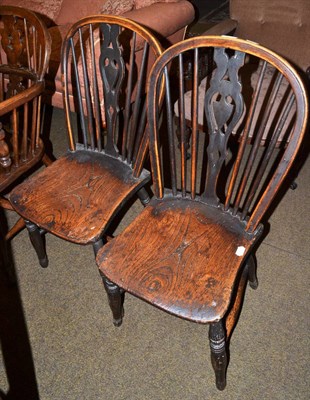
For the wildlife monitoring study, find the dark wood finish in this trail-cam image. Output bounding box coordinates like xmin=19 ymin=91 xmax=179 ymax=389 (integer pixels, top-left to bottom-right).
xmin=96 ymin=36 xmax=308 ymax=389
xmin=209 ymin=320 xmax=227 ymax=390
xmin=25 ymin=220 xmax=48 ymax=268
xmin=136 ymin=187 xmax=151 ymax=206
xmin=100 ymin=271 xmax=124 ymax=327
xmin=10 ymin=17 xmax=162 ymax=269
xmin=93 ymin=237 xmax=124 ymax=327
xmin=247 ymin=254 xmax=258 ymax=290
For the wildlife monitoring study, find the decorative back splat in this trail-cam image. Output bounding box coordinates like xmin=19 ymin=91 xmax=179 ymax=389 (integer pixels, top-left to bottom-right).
xmin=0 ymin=11 xmax=48 ymax=93
xmin=0 ymin=15 xmax=25 ymax=67
xmin=0 ymin=10 xmax=48 ymax=97
xmin=147 ymin=36 xmax=307 ymax=234
xmin=63 ymin=16 xmax=160 ymax=171
xmin=100 ymin=24 xmax=124 ymax=157
xmin=202 ymin=48 xmax=245 ymax=205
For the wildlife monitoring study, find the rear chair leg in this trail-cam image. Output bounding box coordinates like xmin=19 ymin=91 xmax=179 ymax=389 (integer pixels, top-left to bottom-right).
xmin=137 ymin=187 xmax=150 ymax=207
xmin=25 ymin=220 xmax=48 ymax=268
xmin=247 ymin=254 xmax=258 ymax=289
xmin=209 ymin=320 xmax=228 ymax=391
xmin=93 ymin=239 xmax=124 ymax=327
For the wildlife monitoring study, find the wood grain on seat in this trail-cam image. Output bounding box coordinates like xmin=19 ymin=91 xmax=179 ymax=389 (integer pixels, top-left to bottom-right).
xmin=10 ymin=150 xmax=150 ymax=243
xmin=97 ymin=196 xmax=257 ymax=323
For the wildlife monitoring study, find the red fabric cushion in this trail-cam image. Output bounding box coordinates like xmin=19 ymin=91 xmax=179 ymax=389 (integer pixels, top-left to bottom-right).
xmin=56 ymin=0 xmax=106 ymax=25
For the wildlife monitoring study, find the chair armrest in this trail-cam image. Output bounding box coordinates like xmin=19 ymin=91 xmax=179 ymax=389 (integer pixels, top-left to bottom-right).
xmin=0 ymin=82 xmax=44 ymax=117
xmin=201 ymin=19 xmax=238 ymax=36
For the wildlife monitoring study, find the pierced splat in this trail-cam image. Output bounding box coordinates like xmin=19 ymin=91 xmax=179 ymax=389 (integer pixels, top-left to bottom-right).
xmin=0 ymin=15 xmax=24 ymax=66
xmin=202 ymin=48 xmax=245 ymax=205
xmin=0 ymin=15 xmax=29 ymax=97
xmin=99 ymin=23 xmax=125 ymax=157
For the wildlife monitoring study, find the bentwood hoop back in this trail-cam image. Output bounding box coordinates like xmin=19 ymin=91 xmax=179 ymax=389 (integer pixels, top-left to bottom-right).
xmin=96 ymin=36 xmax=308 ymax=390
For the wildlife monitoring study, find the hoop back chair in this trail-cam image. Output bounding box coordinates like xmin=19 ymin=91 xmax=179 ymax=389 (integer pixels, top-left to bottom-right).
xmin=96 ymin=36 xmax=308 ymax=390
xmin=0 ymin=6 xmax=51 ymax=241
xmin=10 ymin=16 xmax=162 ymax=273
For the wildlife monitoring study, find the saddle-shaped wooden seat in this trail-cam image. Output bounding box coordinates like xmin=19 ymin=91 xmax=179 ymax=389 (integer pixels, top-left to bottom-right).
xmin=11 ymin=150 xmax=150 ymax=243
xmin=98 ymin=195 xmax=258 ymax=323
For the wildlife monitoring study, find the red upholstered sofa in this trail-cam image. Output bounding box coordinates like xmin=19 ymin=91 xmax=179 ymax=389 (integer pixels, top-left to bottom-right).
xmin=0 ymin=0 xmax=195 ymax=108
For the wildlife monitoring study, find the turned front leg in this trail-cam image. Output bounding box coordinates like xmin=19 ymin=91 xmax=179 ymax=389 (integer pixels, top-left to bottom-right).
xmin=25 ymin=220 xmax=48 ymax=268
xmin=100 ymin=272 xmax=124 ymax=327
xmin=209 ymin=320 xmax=228 ymax=390
xmin=93 ymin=239 xmax=124 ymax=327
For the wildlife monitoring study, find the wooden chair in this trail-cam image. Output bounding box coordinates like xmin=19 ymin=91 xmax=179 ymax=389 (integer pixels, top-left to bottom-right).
xmin=0 ymin=6 xmax=51 ymax=262
xmin=96 ymin=36 xmax=308 ymax=390
xmin=10 ymin=16 xmax=162 ymax=273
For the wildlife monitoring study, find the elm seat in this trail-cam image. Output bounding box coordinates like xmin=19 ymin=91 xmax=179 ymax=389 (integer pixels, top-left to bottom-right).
xmin=97 ymin=195 xmax=258 ymax=323
xmin=10 ymin=150 xmax=150 ymax=244
xmin=96 ymin=36 xmax=308 ymax=391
